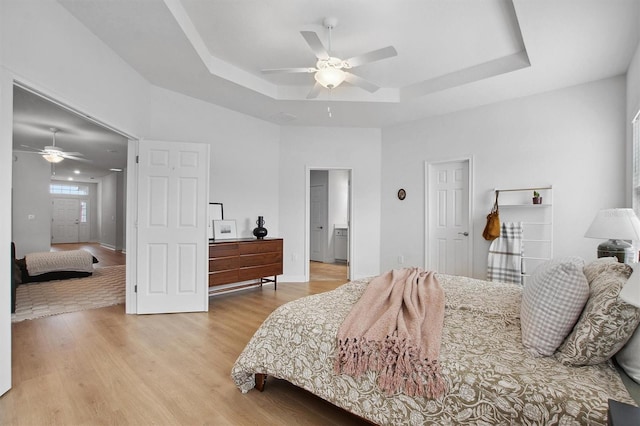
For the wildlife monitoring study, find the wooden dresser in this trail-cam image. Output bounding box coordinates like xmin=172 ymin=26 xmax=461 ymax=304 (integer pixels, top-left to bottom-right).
xmin=208 ymin=238 xmax=283 ymax=292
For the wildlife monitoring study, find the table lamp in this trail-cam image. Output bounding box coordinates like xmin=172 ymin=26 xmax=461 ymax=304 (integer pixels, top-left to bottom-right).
xmin=584 ymin=208 xmax=640 ymax=263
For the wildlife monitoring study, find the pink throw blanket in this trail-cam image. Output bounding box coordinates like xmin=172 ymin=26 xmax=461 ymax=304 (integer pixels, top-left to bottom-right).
xmin=334 ymin=267 xmax=446 ymax=398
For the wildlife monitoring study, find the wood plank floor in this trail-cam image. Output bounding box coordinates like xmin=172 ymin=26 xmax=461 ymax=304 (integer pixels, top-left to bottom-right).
xmin=1 ymin=262 xmax=368 ymax=425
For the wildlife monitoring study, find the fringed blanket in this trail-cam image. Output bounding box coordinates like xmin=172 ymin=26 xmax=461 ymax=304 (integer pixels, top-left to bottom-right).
xmin=25 ymin=250 xmax=95 ymax=276
xmin=334 ymin=267 xmax=445 ymax=398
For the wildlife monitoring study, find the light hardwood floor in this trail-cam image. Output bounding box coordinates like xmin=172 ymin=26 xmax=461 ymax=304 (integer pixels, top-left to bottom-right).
xmin=1 ymin=262 xmax=368 ymax=425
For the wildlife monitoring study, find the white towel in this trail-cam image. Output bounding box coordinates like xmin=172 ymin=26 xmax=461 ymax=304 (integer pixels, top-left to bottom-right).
xmin=487 ymin=222 xmax=524 ymax=285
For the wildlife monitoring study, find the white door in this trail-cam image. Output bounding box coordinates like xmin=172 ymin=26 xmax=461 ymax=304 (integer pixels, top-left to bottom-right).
xmin=51 ymin=198 xmax=80 ymax=243
xmin=426 ymin=160 xmax=472 ymax=276
xmin=136 ymin=140 xmax=209 ymax=314
xmin=310 ymin=184 xmax=327 ymax=262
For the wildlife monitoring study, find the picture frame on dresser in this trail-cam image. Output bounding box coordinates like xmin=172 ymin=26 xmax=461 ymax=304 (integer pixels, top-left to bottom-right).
xmin=207 ymin=203 xmax=223 ymax=240
xmin=213 ymin=219 xmax=237 ymax=240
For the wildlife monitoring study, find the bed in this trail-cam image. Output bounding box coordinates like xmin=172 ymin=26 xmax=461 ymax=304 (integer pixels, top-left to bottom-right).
xmin=232 ymin=259 xmax=640 ymax=425
xmin=11 ymin=243 xmax=98 ymax=313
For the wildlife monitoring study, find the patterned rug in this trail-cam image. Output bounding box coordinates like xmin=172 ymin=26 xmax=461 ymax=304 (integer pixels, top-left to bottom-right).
xmin=12 ymin=265 xmax=126 ymax=322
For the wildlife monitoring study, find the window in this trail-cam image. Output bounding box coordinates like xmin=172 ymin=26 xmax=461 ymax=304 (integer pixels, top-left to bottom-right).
xmin=80 ymin=201 xmax=88 ymax=223
xmin=49 ymin=183 xmax=89 ymax=195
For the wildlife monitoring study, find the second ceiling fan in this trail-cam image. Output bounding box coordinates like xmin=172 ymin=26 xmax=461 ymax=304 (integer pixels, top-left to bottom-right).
xmin=262 ymin=17 xmax=397 ymax=99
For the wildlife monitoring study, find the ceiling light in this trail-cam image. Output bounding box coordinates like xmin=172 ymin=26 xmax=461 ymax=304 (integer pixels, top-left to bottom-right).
xmin=314 ymin=67 xmax=346 ymax=89
xmin=110 ymin=168 xmax=123 ymax=172
xmin=74 ymin=170 xmax=80 ymax=174
xmin=43 ymin=153 xmax=64 ymax=163
xmin=67 ymin=177 xmax=74 ymax=181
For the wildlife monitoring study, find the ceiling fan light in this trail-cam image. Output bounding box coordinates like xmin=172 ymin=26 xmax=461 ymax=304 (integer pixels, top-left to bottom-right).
xmin=43 ymin=153 xmax=64 ymax=163
xmin=315 ymin=67 xmax=346 ymax=89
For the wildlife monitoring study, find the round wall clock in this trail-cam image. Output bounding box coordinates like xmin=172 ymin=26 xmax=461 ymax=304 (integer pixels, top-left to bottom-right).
xmin=397 ymin=188 xmax=406 ymax=200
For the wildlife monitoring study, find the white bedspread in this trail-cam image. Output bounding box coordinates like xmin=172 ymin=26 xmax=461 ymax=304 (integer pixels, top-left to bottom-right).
xmin=25 ymin=250 xmax=94 ymax=276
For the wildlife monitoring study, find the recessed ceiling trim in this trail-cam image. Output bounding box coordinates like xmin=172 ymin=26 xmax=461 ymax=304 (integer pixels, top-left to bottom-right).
xmin=401 ymin=51 xmax=531 ymax=100
xmin=163 ymin=0 xmax=278 ymax=98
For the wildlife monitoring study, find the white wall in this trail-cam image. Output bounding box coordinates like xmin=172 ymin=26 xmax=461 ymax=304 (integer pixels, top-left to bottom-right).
xmin=381 ymin=76 xmax=627 ymax=279
xmin=99 ymin=173 xmax=118 ymax=249
xmin=11 ymin=152 xmax=52 ymax=257
xmin=279 ymin=127 xmax=382 ymax=281
xmin=146 ymin=86 xmax=280 ymax=239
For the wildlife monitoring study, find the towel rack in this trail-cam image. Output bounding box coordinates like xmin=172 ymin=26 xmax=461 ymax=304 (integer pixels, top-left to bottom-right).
xmin=493 ymin=186 xmax=554 ymax=283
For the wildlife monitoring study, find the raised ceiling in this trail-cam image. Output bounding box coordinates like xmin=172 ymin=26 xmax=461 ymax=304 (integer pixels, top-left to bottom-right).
xmin=55 ymin=0 xmax=640 ymax=128
xmin=12 ymin=86 xmax=128 ymax=182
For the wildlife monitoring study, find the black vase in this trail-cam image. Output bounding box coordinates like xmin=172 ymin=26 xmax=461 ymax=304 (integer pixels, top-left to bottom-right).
xmin=253 ymin=216 xmax=268 ymax=239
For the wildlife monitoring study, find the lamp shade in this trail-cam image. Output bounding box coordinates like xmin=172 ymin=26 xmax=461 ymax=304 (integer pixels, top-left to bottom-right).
xmin=584 ymin=208 xmax=640 ymax=241
xmin=314 ymin=67 xmax=346 ymax=89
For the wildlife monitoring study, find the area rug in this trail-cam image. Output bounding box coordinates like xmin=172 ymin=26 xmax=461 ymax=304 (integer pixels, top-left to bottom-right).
xmin=12 ymin=265 xmax=126 ymax=322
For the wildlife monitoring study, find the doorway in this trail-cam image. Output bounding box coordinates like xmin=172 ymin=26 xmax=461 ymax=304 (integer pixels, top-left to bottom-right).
xmin=308 ymin=169 xmax=351 ymax=282
xmin=425 ymin=158 xmax=473 ymax=277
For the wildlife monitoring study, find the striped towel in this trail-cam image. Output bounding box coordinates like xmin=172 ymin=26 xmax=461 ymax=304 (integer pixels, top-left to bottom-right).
xmin=487 ymin=222 xmax=524 ymax=285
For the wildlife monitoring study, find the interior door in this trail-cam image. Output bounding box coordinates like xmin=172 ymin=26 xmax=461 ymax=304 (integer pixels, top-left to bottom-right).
xmin=427 ymin=160 xmax=471 ymax=276
xmin=51 ymin=198 xmax=80 ymax=243
xmin=310 ymin=184 xmax=326 ymax=262
xmin=136 ymin=140 xmax=209 ymax=314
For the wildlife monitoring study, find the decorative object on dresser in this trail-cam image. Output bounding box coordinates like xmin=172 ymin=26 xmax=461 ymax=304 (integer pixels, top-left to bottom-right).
xmin=252 ymin=216 xmax=268 ymax=239
xmin=213 ymin=219 xmax=237 ymax=240
xmin=208 ymin=238 xmax=283 ymax=293
xmin=207 ymin=202 xmax=224 ymax=240
xmin=584 ymin=208 xmax=640 ymax=263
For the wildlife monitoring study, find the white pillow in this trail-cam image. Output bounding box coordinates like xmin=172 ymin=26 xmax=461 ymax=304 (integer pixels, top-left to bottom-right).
xmin=521 ymin=257 xmax=590 ymax=357
xmin=616 ymin=263 xmax=640 ymax=383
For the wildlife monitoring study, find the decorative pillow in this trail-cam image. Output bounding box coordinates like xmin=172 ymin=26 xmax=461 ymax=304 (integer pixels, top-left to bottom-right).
xmin=583 ymin=256 xmax=618 ymax=283
xmin=556 ymin=262 xmax=640 ymax=366
xmin=520 ymin=257 xmax=589 ymax=356
xmin=615 ymin=264 xmax=640 ymax=383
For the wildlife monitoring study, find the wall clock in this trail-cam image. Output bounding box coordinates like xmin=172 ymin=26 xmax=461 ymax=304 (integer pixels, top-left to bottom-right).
xmin=397 ymin=188 xmax=406 ymax=200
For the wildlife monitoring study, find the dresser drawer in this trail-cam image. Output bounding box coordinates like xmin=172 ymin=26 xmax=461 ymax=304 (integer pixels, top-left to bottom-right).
xmin=239 ymin=240 xmax=282 ymax=255
xmin=209 ymin=256 xmax=239 ymax=272
xmin=209 ymin=243 xmax=239 ymax=258
xmin=239 ymin=252 xmax=282 ymax=268
xmin=209 ymin=270 xmax=239 ymax=286
xmin=239 ymin=263 xmax=283 ymax=281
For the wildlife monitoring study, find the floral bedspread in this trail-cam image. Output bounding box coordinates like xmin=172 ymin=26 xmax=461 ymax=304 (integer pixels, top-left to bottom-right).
xmin=231 ymin=274 xmax=636 ymax=425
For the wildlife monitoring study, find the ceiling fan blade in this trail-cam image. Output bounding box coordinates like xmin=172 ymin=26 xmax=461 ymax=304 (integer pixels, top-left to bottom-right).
xmin=344 ymin=46 xmax=397 ymax=68
xmin=62 ymin=154 xmax=92 ymax=163
xmin=19 ymin=144 xmax=44 ymax=153
xmin=344 ymin=72 xmax=380 ymax=93
xmin=262 ymin=67 xmax=316 ymax=74
xmin=300 ymin=31 xmax=329 ymax=60
xmin=306 ymin=82 xmax=323 ymax=99
xmin=60 ymin=151 xmax=84 ymax=156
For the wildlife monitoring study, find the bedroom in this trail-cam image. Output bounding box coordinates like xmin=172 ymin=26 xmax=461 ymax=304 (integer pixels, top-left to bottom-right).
xmin=1 ymin=0 xmax=639 ymax=422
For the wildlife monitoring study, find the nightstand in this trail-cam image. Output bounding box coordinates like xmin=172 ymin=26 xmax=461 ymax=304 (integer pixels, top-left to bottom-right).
xmin=608 ymin=399 xmax=640 ymax=426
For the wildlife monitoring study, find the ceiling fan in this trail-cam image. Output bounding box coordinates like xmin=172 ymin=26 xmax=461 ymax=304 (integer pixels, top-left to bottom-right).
xmin=21 ymin=127 xmax=90 ymax=163
xmin=262 ymin=17 xmax=398 ymax=99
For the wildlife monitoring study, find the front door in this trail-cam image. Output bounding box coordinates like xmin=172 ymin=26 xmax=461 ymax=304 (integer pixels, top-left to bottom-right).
xmin=51 ymin=198 xmax=80 ymax=243
xmin=426 ymin=159 xmax=472 ymax=276
xmin=136 ymin=140 xmax=210 ymax=314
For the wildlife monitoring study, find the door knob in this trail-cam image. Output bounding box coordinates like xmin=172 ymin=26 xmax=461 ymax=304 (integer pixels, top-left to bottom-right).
xmin=458 ymin=232 xmax=469 ymax=236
